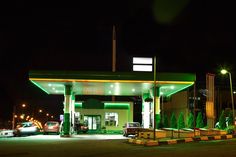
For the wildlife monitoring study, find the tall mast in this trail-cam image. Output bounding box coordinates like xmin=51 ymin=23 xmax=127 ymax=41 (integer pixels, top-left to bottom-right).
xmin=112 ymin=25 xmax=116 ymax=72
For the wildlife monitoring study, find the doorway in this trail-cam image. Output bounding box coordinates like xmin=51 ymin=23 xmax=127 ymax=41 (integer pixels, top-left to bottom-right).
xmin=84 ymin=115 xmax=101 ymax=131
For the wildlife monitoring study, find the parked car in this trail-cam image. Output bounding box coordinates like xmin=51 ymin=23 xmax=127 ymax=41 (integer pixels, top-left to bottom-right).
xmin=123 ymin=122 xmax=141 ymax=137
xmin=14 ymin=122 xmax=38 ymax=136
xmin=43 ymin=121 xmax=60 ymax=135
xmin=0 ymin=129 xmax=14 ymax=138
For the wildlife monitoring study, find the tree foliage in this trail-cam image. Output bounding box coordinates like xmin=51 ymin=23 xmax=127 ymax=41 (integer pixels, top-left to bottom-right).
xmin=228 ymin=111 xmax=234 ymax=126
xmin=196 ymin=112 xmax=204 ymax=128
xmin=187 ymin=112 xmax=194 ymax=128
xmin=170 ymin=112 xmax=177 ymax=128
xmin=219 ymin=110 xmax=226 ymax=130
xmin=177 ymin=112 xmax=185 ymax=129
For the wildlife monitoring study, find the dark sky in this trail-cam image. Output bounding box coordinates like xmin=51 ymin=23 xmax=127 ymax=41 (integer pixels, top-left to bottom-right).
xmin=0 ymin=0 xmax=236 ymax=121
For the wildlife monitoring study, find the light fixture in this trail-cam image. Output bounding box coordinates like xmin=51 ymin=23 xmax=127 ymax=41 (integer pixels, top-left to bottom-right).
xmin=221 ymin=68 xmax=234 ymax=121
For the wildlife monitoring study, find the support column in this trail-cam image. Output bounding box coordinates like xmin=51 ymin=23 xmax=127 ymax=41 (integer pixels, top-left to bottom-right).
xmin=70 ymin=93 xmax=75 ymax=134
xmin=142 ymin=93 xmax=151 ymax=128
xmin=153 ymin=87 xmax=161 ymax=129
xmin=62 ymin=84 xmax=72 ymax=137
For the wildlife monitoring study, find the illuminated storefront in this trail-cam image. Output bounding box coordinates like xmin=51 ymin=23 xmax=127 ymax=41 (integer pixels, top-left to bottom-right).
xmin=74 ymin=101 xmax=133 ymax=133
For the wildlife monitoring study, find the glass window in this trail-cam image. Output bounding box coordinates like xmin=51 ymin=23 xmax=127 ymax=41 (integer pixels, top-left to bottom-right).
xmin=105 ymin=112 xmax=118 ymax=127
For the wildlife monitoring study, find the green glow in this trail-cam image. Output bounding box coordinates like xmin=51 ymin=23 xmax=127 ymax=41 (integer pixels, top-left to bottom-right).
xmin=29 ymin=71 xmax=196 ymax=82
xmin=104 ymin=103 xmax=130 ymax=109
xmin=167 ymin=83 xmax=194 ymax=97
xmin=75 ymin=102 xmax=130 ymax=109
xmin=30 ymin=80 xmax=49 ymax=94
xmin=75 ymin=102 xmax=82 ymax=108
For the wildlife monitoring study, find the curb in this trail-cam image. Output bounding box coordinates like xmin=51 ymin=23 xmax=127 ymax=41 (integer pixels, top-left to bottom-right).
xmin=127 ymin=134 xmax=236 ymax=146
xmin=145 ymin=140 xmax=159 ymax=146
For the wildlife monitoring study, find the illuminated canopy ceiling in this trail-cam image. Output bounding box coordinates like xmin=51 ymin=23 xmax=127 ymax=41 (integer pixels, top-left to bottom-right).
xmin=29 ymin=71 xmax=196 ymax=97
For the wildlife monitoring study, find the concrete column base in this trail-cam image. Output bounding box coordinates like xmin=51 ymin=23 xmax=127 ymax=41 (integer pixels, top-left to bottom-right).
xmin=60 ymin=134 xmax=71 ymax=138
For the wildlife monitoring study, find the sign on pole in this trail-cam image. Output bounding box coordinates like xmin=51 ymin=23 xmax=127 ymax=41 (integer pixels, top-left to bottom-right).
xmin=132 ymin=57 xmax=153 ymax=72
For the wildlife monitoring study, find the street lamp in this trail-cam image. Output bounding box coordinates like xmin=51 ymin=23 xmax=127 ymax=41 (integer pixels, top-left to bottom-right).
xmin=221 ymin=69 xmax=235 ymax=122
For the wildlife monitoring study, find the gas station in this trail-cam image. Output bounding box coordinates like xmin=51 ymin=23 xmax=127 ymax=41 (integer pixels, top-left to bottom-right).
xmin=29 ymin=70 xmax=196 ymax=136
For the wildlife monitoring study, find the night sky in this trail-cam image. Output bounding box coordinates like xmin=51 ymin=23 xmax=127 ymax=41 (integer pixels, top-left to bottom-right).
xmin=0 ymin=0 xmax=236 ymax=121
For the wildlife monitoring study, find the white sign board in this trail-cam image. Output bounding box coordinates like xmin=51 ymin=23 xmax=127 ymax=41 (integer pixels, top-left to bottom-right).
xmin=132 ymin=57 xmax=153 ymax=72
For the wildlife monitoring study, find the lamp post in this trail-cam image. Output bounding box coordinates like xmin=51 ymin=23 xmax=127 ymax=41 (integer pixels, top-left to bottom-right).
xmin=221 ymin=69 xmax=235 ymax=122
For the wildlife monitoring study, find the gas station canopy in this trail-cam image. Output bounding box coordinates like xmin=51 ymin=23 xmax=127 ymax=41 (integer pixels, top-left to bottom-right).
xmin=29 ymin=71 xmax=196 ymax=97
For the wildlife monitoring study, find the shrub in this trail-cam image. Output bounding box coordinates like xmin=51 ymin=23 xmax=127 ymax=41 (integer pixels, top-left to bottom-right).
xmin=227 ymin=111 xmax=234 ymax=126
xmin=196 ymin=112 xmax=204 ymax=128
xmin=177 ymin=112 xmax=185 ymax=129
xmin=226 ymin=125 xmax=236 ymax=134
xmin=219 ymin=110 xmax=226 ymax=130
xmin=187 ymin=112 xmax=194 ymax=129
xmin=170 ymin=112 xmax=177 ymax=129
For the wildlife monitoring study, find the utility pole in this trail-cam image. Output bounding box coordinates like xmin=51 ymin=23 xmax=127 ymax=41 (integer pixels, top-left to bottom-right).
xmin=229 ymin=72 xmax=235 ymax=121
xmin=112 ymin=25 xmax=116 ymax=102
xmin=112 ymin=25 xmax=116 ymax=73
xmin=153 ymin=56 xmax=157 ymax=140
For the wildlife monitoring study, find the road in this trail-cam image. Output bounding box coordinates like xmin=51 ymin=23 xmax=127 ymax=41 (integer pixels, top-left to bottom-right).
xmin=1 ymin=135 xmax=236 ymax=157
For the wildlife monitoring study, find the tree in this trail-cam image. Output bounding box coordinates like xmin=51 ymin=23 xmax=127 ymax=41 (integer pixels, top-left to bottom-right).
xmin=228 ymin=111 xmax=234 ymax=126
xmin=219 ymin=110 xmax=226 ymax=130
xmin=163 ymin=114 xmax=169 ymax=128
xmin=177 ymin=112 xmax=185 ymax=129
xmin=187 ymin=112 xmax=194 ymax=128
xmin=196 ymin=112 xmax=204 ymax=128
xmin=170 ymin=112 xmax=177 ymax=128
